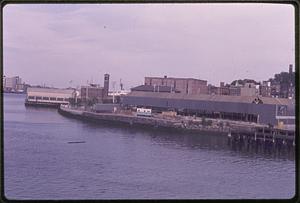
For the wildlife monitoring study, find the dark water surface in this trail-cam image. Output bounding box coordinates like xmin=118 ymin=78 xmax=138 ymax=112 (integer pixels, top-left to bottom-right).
xmin=3 ymin=94 xmax=295 ymax=199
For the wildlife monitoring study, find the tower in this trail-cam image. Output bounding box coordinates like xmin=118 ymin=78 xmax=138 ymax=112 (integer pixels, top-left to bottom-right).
xmin=104 ymin=74 xmax=109 ymax=97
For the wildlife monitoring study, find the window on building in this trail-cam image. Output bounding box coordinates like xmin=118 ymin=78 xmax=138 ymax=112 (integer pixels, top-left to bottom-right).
xmin=50 ymin=97 xmax=56 ymax=101
xmin=42 ymin=97 xmax=49 ymax=100
xmin=28 ymin=96 xmax=35 ymax=99
xmin=64 ymin=98 xmax=69 ymax=101
xmin=36 ymin=96 xmax=42 ymax=100
xmin=57 ymin=98 xmax=64 ymax=101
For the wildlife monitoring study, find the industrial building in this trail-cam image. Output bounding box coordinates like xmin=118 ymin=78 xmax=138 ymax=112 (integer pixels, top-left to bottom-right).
xmin=121 ymin=91 xmax=295 ymax=126
xmin=144 ymin=76 xmax=208 ymax=95
xmin=80 ymin=74 xmax=110 ymax=104
xmin=208 ymin=82 xmax=259 ymax=97
xmin=81 ymin=85 xmax=104 ymax=103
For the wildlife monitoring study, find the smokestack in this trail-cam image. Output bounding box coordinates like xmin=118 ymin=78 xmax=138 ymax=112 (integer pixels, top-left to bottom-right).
xmin=289 ymin=64 xmax=293 ymax=74
xmin=104 ymin=74 xmax=109 ymax=97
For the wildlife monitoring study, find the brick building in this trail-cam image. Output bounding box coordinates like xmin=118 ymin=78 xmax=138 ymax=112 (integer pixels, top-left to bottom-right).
xmin=80 ymin=73 xmax=111 ymax=104
xmin=81 ymin=85 xmax=104 ymax=103
xmin=144 ymin=76 xmax=208 ymax=95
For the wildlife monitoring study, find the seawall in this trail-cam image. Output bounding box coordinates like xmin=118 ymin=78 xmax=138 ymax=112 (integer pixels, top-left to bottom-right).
xmin=58 ymin=105 xmax=295 ymax=145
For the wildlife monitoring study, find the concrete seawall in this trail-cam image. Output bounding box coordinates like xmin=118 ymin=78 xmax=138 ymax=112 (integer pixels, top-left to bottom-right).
xmin=58 ymin=105 xmax=241 ymax=135
xmin=58 ymin=106 xmax=295 ymax=147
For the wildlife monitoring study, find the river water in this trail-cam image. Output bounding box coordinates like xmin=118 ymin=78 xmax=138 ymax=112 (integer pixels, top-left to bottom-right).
xmin=3 ymin=93 xmax=295 ymax=200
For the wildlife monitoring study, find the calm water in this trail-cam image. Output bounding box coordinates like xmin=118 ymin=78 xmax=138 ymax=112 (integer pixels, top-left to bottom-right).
xmin=3 ymin=93 xmax=295 ymax=199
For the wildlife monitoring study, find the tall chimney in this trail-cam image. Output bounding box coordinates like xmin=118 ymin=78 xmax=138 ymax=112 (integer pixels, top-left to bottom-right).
xmin=104 ymin=74 xmax=109 ymax=97
xmin=289 ymin=64 xmax=293 ymax=74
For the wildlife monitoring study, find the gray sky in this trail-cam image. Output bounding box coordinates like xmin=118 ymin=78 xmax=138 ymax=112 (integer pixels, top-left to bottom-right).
xmin=3 ymin=3 xmax=295 ymax=89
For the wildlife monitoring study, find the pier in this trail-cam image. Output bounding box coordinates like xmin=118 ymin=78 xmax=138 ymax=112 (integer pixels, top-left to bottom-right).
xmin=58 ymin=105 xmax=295 ymax=150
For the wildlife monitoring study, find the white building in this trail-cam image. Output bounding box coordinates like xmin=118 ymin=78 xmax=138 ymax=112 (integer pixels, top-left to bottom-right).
xmin=26 ymin=87 xmax=76 ymax=106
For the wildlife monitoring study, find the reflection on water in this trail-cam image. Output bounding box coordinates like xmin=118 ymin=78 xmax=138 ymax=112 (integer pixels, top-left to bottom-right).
xmin=72 ymin=118 xmax=295 ymax=161
xmin=3 ymin=93 xmax=295 ymax=199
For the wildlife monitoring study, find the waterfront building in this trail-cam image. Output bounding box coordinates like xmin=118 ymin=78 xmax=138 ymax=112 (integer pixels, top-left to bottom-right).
xmin=3 ymin=76 xmax=24 ymax=92
xmin=121 ymin=91 xmax=295 ymax=127
xmin=144 ymin=76 xmax=208 ymax=95
xmin=26 ymin=87 xmax=76 ymax=107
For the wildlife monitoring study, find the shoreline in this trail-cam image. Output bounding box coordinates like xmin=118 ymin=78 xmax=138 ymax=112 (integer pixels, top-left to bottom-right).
xmin=58 ymin=106 xmax=229 ymax=136
xmin=57 ymin=105 xmax=295 ymax=146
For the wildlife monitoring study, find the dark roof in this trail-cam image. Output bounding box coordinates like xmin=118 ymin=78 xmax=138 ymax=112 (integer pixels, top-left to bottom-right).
xmin=145 ymin=76 xmax=207 ymax=82
xmin=27 ymin=87 xmax=75 ymax=94
xmin=125 ymin=91 xmax=294 ymax=106
xmin=131 ymin=85 xmax=178 ymax=93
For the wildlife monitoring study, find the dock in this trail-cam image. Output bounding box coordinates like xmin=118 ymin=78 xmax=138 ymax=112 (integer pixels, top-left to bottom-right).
xmin=58 ymin=105 xmax=295 ymax=150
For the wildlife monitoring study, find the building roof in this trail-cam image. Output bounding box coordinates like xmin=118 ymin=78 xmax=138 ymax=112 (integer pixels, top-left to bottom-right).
xmin=125 ymin=91 xmax=294 ymax=106
xmin=145 ymin=76 xmax=207 ymax=82
xmin=81 ymin=85 xmax=103 ymax=89
xmin=27 ymin=87 xmax=75 ymax=94
xmin=131 ymin=85 xmax=175 ymax=92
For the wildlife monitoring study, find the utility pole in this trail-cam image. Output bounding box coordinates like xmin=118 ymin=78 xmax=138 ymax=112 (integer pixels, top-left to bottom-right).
xmin=112 ymin=81 xmax=116 ymax=103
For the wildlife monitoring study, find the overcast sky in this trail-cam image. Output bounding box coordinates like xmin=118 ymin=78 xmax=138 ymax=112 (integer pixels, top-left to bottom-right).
xmin=3 ymin=3 xmax=295 ymax=89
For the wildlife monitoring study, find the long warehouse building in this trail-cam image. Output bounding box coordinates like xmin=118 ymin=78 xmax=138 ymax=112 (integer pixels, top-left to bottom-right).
xmin=121 ymin=91 xmax=295 ymax=126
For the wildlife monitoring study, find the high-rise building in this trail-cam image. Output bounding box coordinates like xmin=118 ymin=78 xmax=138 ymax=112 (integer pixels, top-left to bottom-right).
xmin=3 ymin=76 xmax=22 ymax=92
